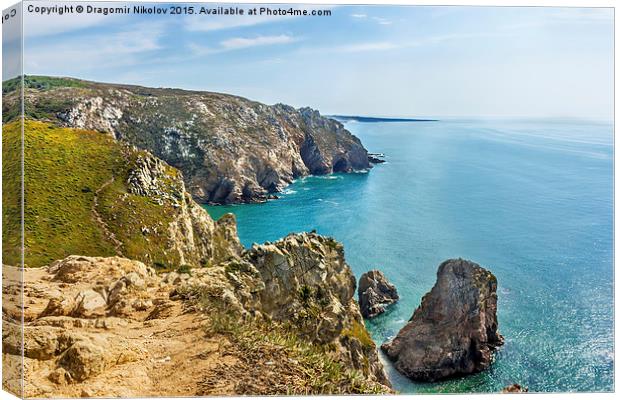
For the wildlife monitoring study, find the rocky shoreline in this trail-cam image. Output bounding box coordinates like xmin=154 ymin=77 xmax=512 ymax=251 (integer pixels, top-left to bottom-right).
xmin=2 ymin=78 xmax=510 ymax=395
xmin=3 ymin=236 xmax=392 ymax=397
xmin=4 ymin=76 xmax=375 ymax=205
xmin=2 ymin=118 xmax=390 ymax=397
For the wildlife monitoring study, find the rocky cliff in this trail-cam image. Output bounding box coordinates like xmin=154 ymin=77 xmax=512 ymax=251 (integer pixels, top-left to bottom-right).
xmin=245 ymin=234 xmax=389 ymax=385
xmin=3 ymin=76 xmax=372 ymax=204
xmin=2 ymin=119 xmax=241 ymax=268
xmin=381 ymin=259 xmax=503 ymax=382
xmin=3 ymin=242 xmax=390 ymax=396
xmin=2 ymin=118 xmax=389 ymax=396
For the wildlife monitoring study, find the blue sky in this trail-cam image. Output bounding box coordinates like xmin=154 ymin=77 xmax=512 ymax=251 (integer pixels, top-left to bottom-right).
xmin=6 ymin=2 xmax=615 ymax=119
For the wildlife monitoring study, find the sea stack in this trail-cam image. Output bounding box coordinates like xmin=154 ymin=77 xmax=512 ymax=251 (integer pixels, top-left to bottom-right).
xmin=381 ymin=259 xmax=504 ymax=382
xmin=358 ymin=270 xmax=399 ymax=318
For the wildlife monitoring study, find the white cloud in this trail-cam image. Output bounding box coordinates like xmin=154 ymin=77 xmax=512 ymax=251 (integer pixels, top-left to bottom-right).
xmin=337 ymin=42 xmax=399 ymax=53
xmin=547 ymin=8 xmax=612 ymax=23
xmin=502 ymin=8 xmax=613 ymax=31
xmin=221 ymin=35 xmax=296 ymax=50
xmin=187 ymin=43 xmax=217 ymax=56
xmin=189 ymin=34 xmax=298 ymax=56
xmin=24 ymin=21 xmax=167 ymax=74
xmin=351 ymin=14 xmax=367 ymax=19
xmin=298 ymin=31 xmax=490 ymax=56
xmin=185 ymin=14 xmax=280 ymax=32
xmin=373 ymin=17 xmax=393 ymax=25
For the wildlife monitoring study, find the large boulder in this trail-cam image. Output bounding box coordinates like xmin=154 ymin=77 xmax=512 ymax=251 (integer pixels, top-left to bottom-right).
xmin=381 ymin=259 xmax=504 ymax=381
xmin=358 ymin=270 xmax=399 ymax=318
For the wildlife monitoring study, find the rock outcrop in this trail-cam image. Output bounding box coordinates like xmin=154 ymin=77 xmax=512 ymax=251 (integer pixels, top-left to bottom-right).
xmin=3 ymin=239 xmax=390 ymax=397
xmin=6 ymin=76 xmax=372 ymax=204
xmin=358 ymin=270 xmax=399 ymax=318
xmin=501 ymin=384 xmax=528 ymax=393
xmin=245 ymin=233 xmax=389 ymax=385
xmin=123 ymin=150 xmax=244 ymax=267
xmin=381 ymin=259 xmax=504 ymax=382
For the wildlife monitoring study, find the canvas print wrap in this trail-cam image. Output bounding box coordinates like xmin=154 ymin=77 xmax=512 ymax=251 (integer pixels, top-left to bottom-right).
xmin=1 ymin=1 xmax=614 ymax=397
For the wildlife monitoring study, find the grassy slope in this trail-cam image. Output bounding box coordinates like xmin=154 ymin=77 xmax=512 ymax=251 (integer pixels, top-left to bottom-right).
xmin=3 ymin=120 xmax=121 ymax=266
xmin=96 ymin=149 xmax=183 ymax=269
xmin=2 ymin=120 xmax=22 ymax=264
xmin=2 ymin=120 xmax=187 ymax=268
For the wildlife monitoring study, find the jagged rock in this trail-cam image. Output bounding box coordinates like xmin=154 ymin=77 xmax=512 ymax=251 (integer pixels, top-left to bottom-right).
xmin=501 ymin=384 xmax=528 ymax=393
xmin=245 ymin=233 xmax=390 ymax=386
xmin=381 ymin=259 xmax=504 ymax=382
xmin=8 ymin=77 xmax=372 ymax=204
xmin=48 ymin=256 xmax=154 ymax=285
xmin=368 ymin=153 xmax=386 ymax=164
xmin=4 ymin=324 xmax=62 ymax=361
xmin=5 ymin=239 xmax=391 ymax=396
xmin=358 ymin=270 xmax=399 ymax=318
xmin=34 ymin=256 xmax=161 ymax=321
xmin=126 ymin=153 xmax=179 ymax=201
xmin=124 ymin=151 xmax=243 ymax=267
xmin=40 ymin=296 xmax=77 ymax=318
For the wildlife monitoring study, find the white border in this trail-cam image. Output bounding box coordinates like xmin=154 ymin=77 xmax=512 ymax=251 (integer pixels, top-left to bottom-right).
xmin=0 ymin=1 xmax=616 ymax=400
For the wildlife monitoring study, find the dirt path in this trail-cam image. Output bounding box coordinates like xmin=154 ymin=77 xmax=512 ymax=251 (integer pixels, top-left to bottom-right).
xmin=92 ymin=177 xmax=124 ymax=256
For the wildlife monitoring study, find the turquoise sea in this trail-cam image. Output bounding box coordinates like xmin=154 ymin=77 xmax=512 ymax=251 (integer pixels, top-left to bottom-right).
xmin=205 ymin=118 xmax=614 ymax=393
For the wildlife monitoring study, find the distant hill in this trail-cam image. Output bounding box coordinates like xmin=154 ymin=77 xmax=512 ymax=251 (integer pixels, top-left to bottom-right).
xmin=330 ymin=115 xmax=438 ymax=123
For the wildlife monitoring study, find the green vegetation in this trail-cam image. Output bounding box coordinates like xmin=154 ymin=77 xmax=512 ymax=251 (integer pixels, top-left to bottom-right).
xmin=199 ymin=291 xmax=386 ymax=395
xmin=25 ymin=97 xmax=75 ymax=122
xmin=95 ymin=150 xmax=182 ymax=268
xmin=176 ymin=265 xmax=192 ymax=274
xmin=3 ymin=120 xmax=121 ymax=266
xmin=341 ymin=320 xmax=375 ymax=350
xmin=2 ymin=120 xmax=23 ymax=264
xmin=3 ymin=76 xmax=87 ymax=123
xmin=3 ymin=75 xmax=87 ymax=94
xmin=1 ymin=120 xmax=198 ymax=268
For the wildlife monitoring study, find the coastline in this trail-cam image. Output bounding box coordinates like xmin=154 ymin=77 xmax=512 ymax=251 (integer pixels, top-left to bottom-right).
xmin=203 ymin=117 xmax=614 ymax=393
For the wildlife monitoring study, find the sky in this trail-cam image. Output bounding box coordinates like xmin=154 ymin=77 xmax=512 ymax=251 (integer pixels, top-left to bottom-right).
xmin=3 ymin=2 xmax=615 ymax=119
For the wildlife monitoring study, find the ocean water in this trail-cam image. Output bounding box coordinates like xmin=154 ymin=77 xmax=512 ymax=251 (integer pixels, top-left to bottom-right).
xmin=205 ymin=118 xmax=614 ymax=393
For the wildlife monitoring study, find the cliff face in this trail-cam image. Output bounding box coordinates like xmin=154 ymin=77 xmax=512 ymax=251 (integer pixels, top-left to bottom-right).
xmin=4 ymin=76 xmax=371 ymax=204
xmin=245 ymin=233 xmax=390 ymax=386
xmin=2 ymin=118 xmax=389 ymax=395
xmin=2 ymin=119 xmax=241 ymax=269
xmin=381 ymin=259 xmax=504 ymax=382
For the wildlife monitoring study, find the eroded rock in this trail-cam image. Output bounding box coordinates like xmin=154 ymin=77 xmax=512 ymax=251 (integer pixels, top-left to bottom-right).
xmin=358 ymin=270 xmax=399 ymax=318
xmin=381 ymin=259 xmax=504 ymax=382
xmin=58 ymin=339 xmax=109 ymax=382
xmin=245 ymin=233 xmax=390 ymax=386
xmin=4 ymin=239 xmax=390 ymax=396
